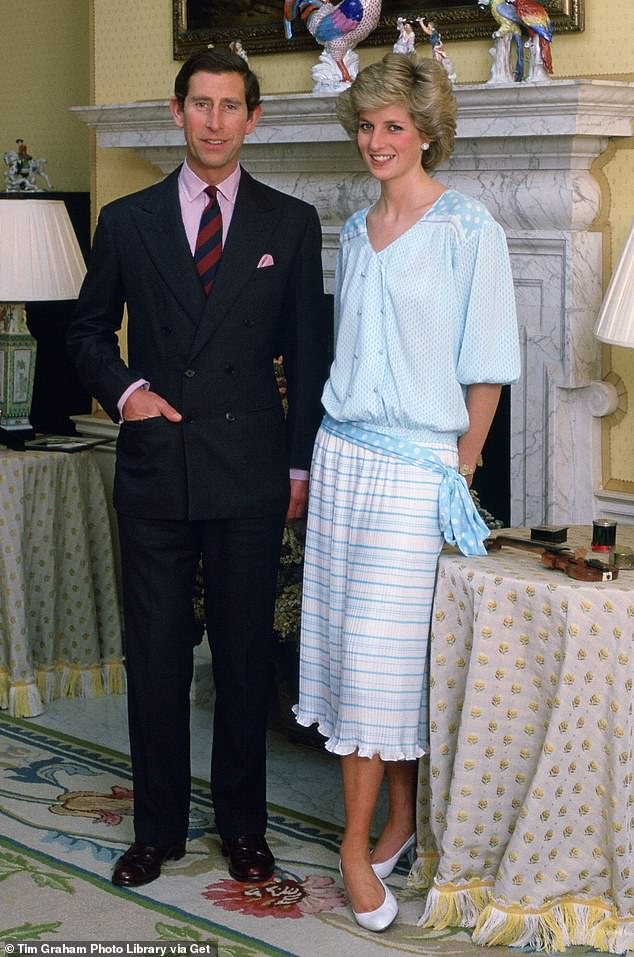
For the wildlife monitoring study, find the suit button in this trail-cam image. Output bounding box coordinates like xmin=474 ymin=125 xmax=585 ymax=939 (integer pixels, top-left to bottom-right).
xmin=243 ymin=318 xmax=254 ymax=328
xmin=225 ymin=365 xmax=235 ymax=374
xmin=184 ymin=415 xmax=193 ymax=424
xmin=225 ymin=412 xmax=235 ymax=422
xmin=184 ymin=369 xmax=195 ymax=378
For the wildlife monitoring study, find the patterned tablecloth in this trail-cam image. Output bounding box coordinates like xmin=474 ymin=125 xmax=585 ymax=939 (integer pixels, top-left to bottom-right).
xmin=0 ymin=448 xmax=125 ymax=717
xmin=412 ymin=526 xmax=633 ymax=954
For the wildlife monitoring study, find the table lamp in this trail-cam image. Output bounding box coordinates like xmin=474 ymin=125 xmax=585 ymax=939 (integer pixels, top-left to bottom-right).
xmin=0 ymin=197 xmax=86 ymax=434
xmin=594 ymin=220 xmax=634 ymax=349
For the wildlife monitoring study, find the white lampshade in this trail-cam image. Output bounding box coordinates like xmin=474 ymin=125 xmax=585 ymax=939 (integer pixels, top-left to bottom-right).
xmin=594 ymin=219 xmax=634 ymax=348
xmin=0 ymin=198 xmax=86 ymax=301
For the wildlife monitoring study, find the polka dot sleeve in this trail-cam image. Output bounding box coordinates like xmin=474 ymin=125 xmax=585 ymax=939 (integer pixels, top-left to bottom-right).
xmin=455 ymin=219 xmax=521 ymax=386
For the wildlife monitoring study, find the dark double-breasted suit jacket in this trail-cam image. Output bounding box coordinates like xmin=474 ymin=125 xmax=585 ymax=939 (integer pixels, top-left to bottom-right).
xmin=68 ymin=165 xmax=328 ymax=843
xmin=69 ymin=165 xmax=327 ymax=520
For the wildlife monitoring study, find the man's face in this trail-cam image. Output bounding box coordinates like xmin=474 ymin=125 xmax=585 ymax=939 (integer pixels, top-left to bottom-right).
xmin=169 ymin=70 xmax=261 ymax=184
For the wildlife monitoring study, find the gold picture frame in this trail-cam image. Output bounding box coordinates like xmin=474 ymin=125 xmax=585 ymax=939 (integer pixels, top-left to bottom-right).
xmin=173 ymin=0 xmax=584 ymax=59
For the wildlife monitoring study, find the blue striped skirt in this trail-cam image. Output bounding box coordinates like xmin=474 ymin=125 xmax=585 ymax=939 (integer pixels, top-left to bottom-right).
xmin=294 ymin=422 xmax=458 ymax=761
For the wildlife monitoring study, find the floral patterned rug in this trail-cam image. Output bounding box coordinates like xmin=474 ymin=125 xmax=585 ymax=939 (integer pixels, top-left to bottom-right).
xmin=0 ymin=714 xmax=609 ymax=957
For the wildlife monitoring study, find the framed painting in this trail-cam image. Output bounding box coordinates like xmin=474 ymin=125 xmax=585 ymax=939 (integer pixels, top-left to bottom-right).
xmin=173 ymin=0 xmax=584 ymax=59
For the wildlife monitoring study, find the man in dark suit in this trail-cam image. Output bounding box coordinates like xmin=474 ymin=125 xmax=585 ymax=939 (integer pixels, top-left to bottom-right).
xmin=67 ymin=47 xmax=327 ymax=887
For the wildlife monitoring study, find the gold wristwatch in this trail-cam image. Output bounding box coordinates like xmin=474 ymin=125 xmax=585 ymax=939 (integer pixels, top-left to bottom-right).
xmin=458 ymin=463 xmax=477 ymax=477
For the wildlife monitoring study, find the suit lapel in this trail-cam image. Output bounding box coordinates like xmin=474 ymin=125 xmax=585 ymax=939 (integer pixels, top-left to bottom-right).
xmin=188 ymin=169 xmax=282 ymax=360
xmin=130 ymin=168 xmax=206 ymax=324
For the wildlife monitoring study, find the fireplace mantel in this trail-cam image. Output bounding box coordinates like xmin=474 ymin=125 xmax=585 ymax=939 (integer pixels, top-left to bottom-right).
xmin=71 ymin=79 xmax=634 ymax=526
xmin=71 ymin=80 xmax=634 ymax=148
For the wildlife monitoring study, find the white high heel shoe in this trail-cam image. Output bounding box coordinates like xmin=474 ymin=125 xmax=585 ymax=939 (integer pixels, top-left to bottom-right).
xmin=370 ymin=832 xmax=416 ymax=879
xmin=339 ymin=861 xmax=398 ymax=932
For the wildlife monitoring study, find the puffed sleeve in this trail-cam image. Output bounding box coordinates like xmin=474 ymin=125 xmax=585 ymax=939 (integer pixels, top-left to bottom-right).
xmin=454 ymin=218 xmax=521 ymax=385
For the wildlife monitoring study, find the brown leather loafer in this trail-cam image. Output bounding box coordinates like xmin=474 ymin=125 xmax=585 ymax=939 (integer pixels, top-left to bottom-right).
xmin=221 ymin=834 xmax=275 ymax=883
xmin=112 ymin=840 xmax=186 ymax=887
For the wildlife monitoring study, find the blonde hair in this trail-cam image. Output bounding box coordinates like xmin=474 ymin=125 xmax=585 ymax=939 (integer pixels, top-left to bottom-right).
xmin=336 ymin=53 xmax=456 ymax=171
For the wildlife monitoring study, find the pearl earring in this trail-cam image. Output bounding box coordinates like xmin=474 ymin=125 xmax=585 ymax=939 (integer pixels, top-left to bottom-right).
xmin=421 ymin=143 xmax=430 ymax=151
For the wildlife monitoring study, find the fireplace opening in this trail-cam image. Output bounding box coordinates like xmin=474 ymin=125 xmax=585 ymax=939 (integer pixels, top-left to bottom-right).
xmin=473 ymin=385 xmax=511 ymax=528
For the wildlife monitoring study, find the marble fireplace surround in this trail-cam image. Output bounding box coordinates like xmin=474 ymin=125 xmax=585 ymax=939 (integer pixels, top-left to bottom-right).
xmin=72 ymin=79 xmax=634 ymax=526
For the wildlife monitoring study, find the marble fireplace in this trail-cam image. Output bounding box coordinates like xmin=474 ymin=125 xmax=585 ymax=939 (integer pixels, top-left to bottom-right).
xmin=71 ymin=78 xmax=634 ymax=527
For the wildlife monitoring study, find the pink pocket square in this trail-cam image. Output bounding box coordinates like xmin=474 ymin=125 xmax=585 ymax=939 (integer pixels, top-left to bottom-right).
xmin=257 ymin=254 xmax=275 ymax=268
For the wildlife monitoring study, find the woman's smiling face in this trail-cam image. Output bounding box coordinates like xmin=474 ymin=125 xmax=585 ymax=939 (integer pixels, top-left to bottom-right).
xmin=356 ymin=102 xmax=427 ymax=183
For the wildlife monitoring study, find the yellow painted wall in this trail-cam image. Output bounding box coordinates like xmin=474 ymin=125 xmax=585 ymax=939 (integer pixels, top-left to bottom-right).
xmin=0 ymin=0 xmax=90 ymax=192
xmin=92 ymin=0 xmax=633 ymax=100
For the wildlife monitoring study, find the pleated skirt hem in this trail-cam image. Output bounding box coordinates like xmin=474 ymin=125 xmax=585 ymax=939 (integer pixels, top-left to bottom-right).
xmin=293 ymin=706 xmax=429 ymax=762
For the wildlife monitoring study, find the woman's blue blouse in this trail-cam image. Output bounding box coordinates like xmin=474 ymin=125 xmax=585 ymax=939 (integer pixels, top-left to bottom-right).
xmin=322 ymin=189 xmax=522 ymax=446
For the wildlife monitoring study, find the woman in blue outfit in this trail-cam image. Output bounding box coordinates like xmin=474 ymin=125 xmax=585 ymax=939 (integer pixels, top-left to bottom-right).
xmin=295 ymin=53 xmax=521 ymax=932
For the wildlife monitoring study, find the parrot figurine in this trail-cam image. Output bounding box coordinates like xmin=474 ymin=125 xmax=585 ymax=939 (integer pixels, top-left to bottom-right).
xmin=284 ymin=0 xmax=382 ymax=84
xmin=479 ymin=0 xmax=553 ymax=81
xmin=512 ymin=0 xmax=553 ymax=76
xmin=478 ymin=0 xmax=525 ymax=81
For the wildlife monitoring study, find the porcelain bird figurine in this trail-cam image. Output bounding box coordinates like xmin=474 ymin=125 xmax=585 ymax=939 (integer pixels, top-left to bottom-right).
xmin=512 ymin=0 xmax=553 ymax=77
xmin=478 ymin=0 xmax=525 ymax=81
xmin=479 ymin=0 xmax=552 ymax=81
xmin=284 ymin=0 xmax=382 ymax=84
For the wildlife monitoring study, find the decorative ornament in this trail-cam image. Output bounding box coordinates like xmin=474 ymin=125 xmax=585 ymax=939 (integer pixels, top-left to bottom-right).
xmin=3 ymin=139 xmax=51 ymax=193
xmin=478 ymin=0 xmax=553 ymax=84
xmin=311 ymin=49 xmax=360 ymax=94
xmin=284 ymin=0 xmax=382 ymax=93
xmin=393 ymin=17 xmax=416 ymax=54
xmin=229 ymin=39 xmax=249 ymax=63
xmin=417 ymin=16 xmax=457 ymax=85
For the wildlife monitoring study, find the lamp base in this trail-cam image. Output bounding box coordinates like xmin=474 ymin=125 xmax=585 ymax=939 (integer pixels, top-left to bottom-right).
xmin=0 ymin=303 xmax=37 ymax=433
xmin=0 ymin=413 xmax=33 ymax=429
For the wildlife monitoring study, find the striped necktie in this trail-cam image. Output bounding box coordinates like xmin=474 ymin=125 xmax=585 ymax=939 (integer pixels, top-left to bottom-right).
xmin=194 ymin=185 xmax=223 ymax=295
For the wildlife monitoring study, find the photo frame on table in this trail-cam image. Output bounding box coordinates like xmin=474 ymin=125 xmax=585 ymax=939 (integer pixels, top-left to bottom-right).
xmin=173 ymin=0 xmax=584 ymax=59
xmin=24 ymin=435 xmax=115 ymax=453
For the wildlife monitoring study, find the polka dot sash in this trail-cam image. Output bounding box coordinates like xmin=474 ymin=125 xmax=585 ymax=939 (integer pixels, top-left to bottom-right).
xmin=321 ymin=414 xmax=490 ymax=556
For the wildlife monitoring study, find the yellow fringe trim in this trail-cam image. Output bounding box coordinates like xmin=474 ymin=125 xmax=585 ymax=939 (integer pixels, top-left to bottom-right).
xmin=34 ymin=661 xmax=127 ymax=704
xmin=0 ymin=669 xmax=8 ymax=711
xmin=79 ymin=664 xmax=106 ymax=699
xmin=418 ymin=880 xmax=493 ymax=929
xmin=408 ymin=850 xmax=439 ymax=891
xmin=7 ymin=680 xmax=44 ymax=719
xmin=592 ymin=914 xmax=634 ymax=954
xmin=103 ymin=660 xmax=127 ymax=695
xmin=472 ymin=898 xmax=633 ymax=954
xmin=0 ymin=661 xmax=126 ymax=717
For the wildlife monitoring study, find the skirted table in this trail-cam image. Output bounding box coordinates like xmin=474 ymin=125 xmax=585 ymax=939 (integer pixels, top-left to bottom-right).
xmin=412 ymin=526 xmax=633 ymax=954
xmin=0 ymin=448 xmax=125 ymax=717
